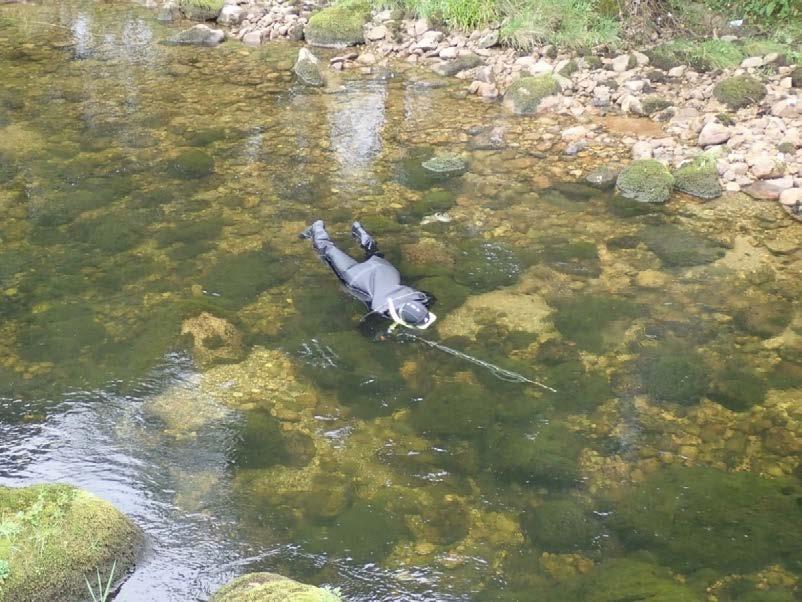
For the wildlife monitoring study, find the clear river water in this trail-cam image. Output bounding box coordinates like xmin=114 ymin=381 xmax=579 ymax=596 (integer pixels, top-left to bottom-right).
xmin=2 ymin=2 xmax=802 ymax=600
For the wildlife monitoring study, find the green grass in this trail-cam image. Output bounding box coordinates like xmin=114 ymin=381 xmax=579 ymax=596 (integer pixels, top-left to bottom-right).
xmin=376 ymin=0 xmax=497 ymax=29
xmin=499 ymin=0 xmax=619 ymax=49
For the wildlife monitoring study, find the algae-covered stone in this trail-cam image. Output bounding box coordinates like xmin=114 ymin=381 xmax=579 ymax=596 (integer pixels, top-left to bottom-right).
xmin=411 ymin=382 xmax=495 ymax=438
xmin=637 ymin=340 xmax=708 ymax=405
xmin=421 ymin=153 xmax=467 ymax=176
xmin=304 ymin=0 xmax=371 ymax=48
xmin=202 ymin=248 xmax=295 ymax=309
xmin=708 ymin=364 xmax=767 ymax=411
xmin=611 ymin=465 xmax=802 ymax=572
xmin=641 ymin=96 xmax=672 ymax=116
xmin=713 ymin=76 xmax=767 ymax=110
xmin=522 ymin=498 xmax=605 ymax=553
xmin=453 ymin=239 xmax=523 ymax=292
xmin=503 ymin=76 xmax=560 ymax=115
xmin=672 ymin=154 xmax=721 ymax=200
xmin=0 ymin=484 xmax=142 ymax=602
xmin=616 ymin=160 xmax=675 ymax=204
xmin=552 ymin=294 xmax=642 ymax=353
xmin=211 ymin=572 xmax=342 ymax=602
xmin=293 ymin=48 xmax=325 ymax=87
xmin=168 ymin=149 xmax=214 ymax=179
xmin=733 ymin=302 xmax=792 ymax=338
xmin=486 ymin=422 xmax=583 ymax=486
xmin=639 ymin=224 xmax=725 ymax=267
xmin=585 ymin=166 xmax=619 ymax=190
xmin=571 ymin=558 xmax=701 ymax=601
xmin=178 ymin=0 xmax=224 ymax=21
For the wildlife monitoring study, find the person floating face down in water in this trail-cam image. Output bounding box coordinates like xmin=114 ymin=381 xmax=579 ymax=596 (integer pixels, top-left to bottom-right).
xmin=300 ymin=220 xmax=437 ymax=333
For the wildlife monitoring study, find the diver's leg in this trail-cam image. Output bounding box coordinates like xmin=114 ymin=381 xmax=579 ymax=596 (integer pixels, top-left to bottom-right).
xmin=351 ymin=221 xmax=379 ymax=258
xmin=307 ymin=221 xmax=360 ymax=282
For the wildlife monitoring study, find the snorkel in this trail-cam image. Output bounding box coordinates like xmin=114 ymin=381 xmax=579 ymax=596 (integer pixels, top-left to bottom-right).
xmin=386 ymin=297 xmax=437 ymax=333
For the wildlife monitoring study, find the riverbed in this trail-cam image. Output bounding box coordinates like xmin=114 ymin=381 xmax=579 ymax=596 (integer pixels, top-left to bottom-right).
xmin=2 ymin=2 xmax=802 ymax=600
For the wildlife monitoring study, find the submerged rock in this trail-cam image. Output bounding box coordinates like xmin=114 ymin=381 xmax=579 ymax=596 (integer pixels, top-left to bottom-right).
xmin=637 ymin=340 xmax=708 ymax=405
xmin=421 ymin=153 xmax=467 ymax=175
xmin=181 ymin=312 xmax=244 ymax=367
xmin=164 ymin=24 xmax=225 ymax=46
xmin=672 ymin=154 xmax=721 ymax=200
xmin=486 ymin=422 xmax=584 ymax=486
xmin=438 ymin=288 xmax=552 ymax=339
xmin=713 ymin=75 xmax=767 ymax=110
xmin=453 ymin=239 xmax=524 ymax=292
xmin=570 ymin=559 xmax=700 ymax=601
xmin=178 ymin=0 xmax=224 ymax=21
xmin=639 ymin=224 xmax=726 ymax=267
xmin=611 ymin=465 xmax=802 ymax=572
xmin=503 ymin=75 xmax=560 ymax=115
xmin=585 ymin=166 xmax=619 ymax=190
xmin=0 ymin=484 xmax=142 ymax=601
xmin=211 ymin=572 xmax=342 ymax=602
xmin=168 ymin=149 xmax=214 ymax=179
xmin=293 ymin=48 xmax=325 ymax=87
xmin=431 ymin=53 xmax=483 ymax=77
xmin=522 ymin=498 xmax=606 ymax=553
xmin=616 ymin=160 xmax=674 ymax=204
xmin=304 ymin=1 xmax=371 ymax=48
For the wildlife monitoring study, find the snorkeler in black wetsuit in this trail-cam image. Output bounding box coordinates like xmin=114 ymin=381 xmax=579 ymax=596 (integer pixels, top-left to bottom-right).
xmin=300 ymin=220 xmax=436 ymax=331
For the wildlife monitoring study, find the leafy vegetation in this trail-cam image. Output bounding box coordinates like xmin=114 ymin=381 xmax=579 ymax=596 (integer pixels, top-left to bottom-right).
xmin=499 ymin=0 xmax=619 ymax=49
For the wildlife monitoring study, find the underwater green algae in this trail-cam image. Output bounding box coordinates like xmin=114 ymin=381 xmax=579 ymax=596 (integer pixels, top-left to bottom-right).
xmin=552 ymin=294 xmax=642 ymax=353
xmin=611 ymin=465 xmax=802 ymax=573
xmin=522 ymin=498 xmax=606 ymax=554
xmin=637 ymin=340 xmax=709 ymax=405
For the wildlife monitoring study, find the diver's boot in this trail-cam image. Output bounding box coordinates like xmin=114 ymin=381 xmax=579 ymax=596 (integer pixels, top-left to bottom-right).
xmin=351 ymin=221 xmax=378 ymax=256
xmin=299 ymin=219 xmax=324 ymax=240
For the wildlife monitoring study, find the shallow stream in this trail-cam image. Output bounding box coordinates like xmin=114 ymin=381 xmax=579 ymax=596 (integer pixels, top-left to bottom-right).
xmin=2 ymin=2 xmax=802 ymax=600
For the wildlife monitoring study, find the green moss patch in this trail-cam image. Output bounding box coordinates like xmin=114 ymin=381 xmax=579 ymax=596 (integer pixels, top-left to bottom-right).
xmin=503 ymin=75 xmax=560 ymax=115
xmin=167 ymin=149 xmax=215 ymax=179
xmin=522 ymin=498 xmax=606 ymax=553
xmin=639 ymin=224 xmax=726 ymax=267
xmin=568 ymin=558 xmax=701 ymax=601
xmin=453 ymin=239 xmax=524 ymax=292
xmin=17 ymin=302 xmax=107 ymax=364
xmin=733 ymin=301 xmax=792 ymax=338
xmin=616 ymin=160 xmax=674 ymax=204
xmin=641 ymin=96 xmax=672 ymax=116
xmin=0 ymin=484 xmax=142 ymax=602
xmin=611 ymin=465 xmax=802 ymax=573
xmin=304 ymin=0 xmax=371 ymax=48
xmin=708 ymin=364 xmax=767 ymax=412
xmin=485 ymin=422 xmax=584 ymax=486
xmin=178 ymin=0 xmax=224 ymax=21
xmin=637 ymin=340 xmax=708 ymax=405
xmin=647 ymin=39 xmax=744 ymax=73
xmin=229 ymin=410 xmax=315 ymax=469
xmin=713 ymin=76 xmax=767 ymax=110
xmin=552 ymin=294 xmax=643 ymax=353
xmin=202 ymin=248 xmax=295 ymax=309
xmin=672 ymin=154 xmax=722 ymax=200
xmin=411 ymin=382 xmax=495 ymax=438
xmin=211 ymin=572 xmax=342 ymax=602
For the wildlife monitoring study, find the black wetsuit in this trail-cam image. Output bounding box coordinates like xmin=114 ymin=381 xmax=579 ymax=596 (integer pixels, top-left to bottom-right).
xmin=309 ymin=221 xmax=431 ymax=319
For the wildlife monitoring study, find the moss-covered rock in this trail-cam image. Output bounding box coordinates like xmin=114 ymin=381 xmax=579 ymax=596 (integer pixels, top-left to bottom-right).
xmin=411 ymin=382 xmax=495 ymax=438
xmin=641 ymin=96 xmax=672 ymax=116
xmin=639 ymin=224 xmax=726 ymax=267
xmin=616 ymin=160 xmax=675 ymax=204
xmin=610 ymin=465 xmax=802 ymax=573
xmin=178 ymin=0 xmax=224 ymax=21
xmin=672 ymin=154 xmax=722 ymax=200
xmin=503 ymin=76 xmax=560 ymax=115
xmin=537 ymin=238 xmax=601 ymax=277
xmin=552 ymin=294 xmax=642 ymax=353
xmin=637 ymin=340 xmax=708 ymax=405
xmin=168 ymin=149 xmax=215 ymax=179
xmin=0 ymin=484 xmax=142 ymax=602
xmin=485 ymin=422 xmax=584 ymax=486
xmin=453 ymin=239 xmax=524 ymax=292
xmin=202 ymin=248 xmax=295 ymax=309
xmin=421 ymin=153 xmax=467 ymax=175
xmin=733 ymin=302 xmax=792 ymax=338
xmin=571 ymin=559 xmax=701 ymax=601
xmin=559 ymin=60 xmax=578 ymax=77
xmin=210 ymin=572 xmax=342 ymax=602
xmin=304 ymin=0 xmax=371 ymax=48
xmin=522 ymin=498 xmax=605 ymax=553
xmin=708 ymin=364 xmax=767 ymax=412
xmin=713 ymin=76 xmax=767 ymax=110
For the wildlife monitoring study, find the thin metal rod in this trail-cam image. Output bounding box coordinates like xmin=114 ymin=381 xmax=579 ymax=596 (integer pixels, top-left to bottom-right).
xmin=397 ymin=331 xmax=557 ymax=393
